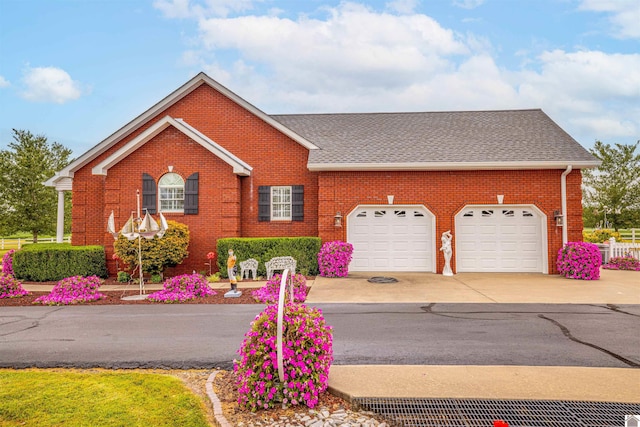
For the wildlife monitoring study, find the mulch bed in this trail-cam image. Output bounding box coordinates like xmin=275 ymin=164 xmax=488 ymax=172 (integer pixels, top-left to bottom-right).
xmin=0 ymin=277 xmax=268 ymax=307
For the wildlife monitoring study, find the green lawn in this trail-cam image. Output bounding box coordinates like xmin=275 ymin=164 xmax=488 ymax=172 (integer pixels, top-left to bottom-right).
xmin=0 ymin=370 xmax=212 ymax=427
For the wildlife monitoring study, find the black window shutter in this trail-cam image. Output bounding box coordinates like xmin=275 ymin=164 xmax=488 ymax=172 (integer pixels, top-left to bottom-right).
xmin=292 ymin=185 xmax=304 ymax=221
xmin=142 ymin=173 xmax=157 ymax=214
xmin=258 ymin=186 xmax=270 ymax=221
xmin=184 ymin=172 xmax=199 ymax=215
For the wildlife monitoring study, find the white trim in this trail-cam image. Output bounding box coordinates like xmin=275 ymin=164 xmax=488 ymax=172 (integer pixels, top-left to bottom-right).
xmin=307 ymin=160 xmax=600 ymax=172
xmin=45 ymin=72 xmax=317 ymax=187
xmin=91 ymin=116 xmax=252 ymax=176
xmin=346 ymin=204 xmax=437 ymax=272
xmin=454 ymin=204 xmax=549 ymax=274
xmin=560 ymin=165 xmax=572 ymax=245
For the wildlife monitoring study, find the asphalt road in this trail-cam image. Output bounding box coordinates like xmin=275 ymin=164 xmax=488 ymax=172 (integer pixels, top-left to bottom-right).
xmin=1 ymin=303 xmax=639 ymax=369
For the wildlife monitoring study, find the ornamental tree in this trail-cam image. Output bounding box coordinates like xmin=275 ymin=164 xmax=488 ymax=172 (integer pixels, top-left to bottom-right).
xmin=114 ymin=220 xmax=189 ymax=275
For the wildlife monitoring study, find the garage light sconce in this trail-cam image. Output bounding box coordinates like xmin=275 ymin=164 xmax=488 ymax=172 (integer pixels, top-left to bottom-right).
xmin=554 ymin=210 xmax=564 ymax=227
xmin=334 ymin=212 xmax=343 ymax=227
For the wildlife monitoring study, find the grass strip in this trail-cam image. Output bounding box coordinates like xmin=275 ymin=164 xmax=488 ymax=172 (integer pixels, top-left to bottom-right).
xmin=0 ymin=369 xmax=211 ymax=427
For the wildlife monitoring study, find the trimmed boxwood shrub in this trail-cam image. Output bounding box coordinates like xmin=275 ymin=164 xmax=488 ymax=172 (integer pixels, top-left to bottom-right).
xmin=216 ymin=237 xmax=321 ymax=277
xmin=12 ymin=244 xmax=108 ymax=282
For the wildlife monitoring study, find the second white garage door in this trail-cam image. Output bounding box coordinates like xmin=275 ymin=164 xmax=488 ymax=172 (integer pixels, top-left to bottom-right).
xmin=347 ymin=206 xmax=435 ymax=272
xmin=455 ymin=205 xmax=546 ymax=273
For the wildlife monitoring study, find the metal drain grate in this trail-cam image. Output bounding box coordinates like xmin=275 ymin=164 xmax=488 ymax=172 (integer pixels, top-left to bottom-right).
xmin=353 ymin=398 xmax=640 ymax=427
xmin=368 ymin=276 xmax=398 ymax=283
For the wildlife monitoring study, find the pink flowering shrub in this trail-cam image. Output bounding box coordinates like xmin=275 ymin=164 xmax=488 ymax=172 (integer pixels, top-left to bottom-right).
xmin=317 ymin=241 xmax=353 ymax=278
xmin=2 ymin=250 xmax=15 ymax=276
xmin=603 ymin=256 xmax=640 ymax=271
xmin=556 ymin=242 xmax=601 ymax=280
xmin=34 ymin=275 xmax=104 ymax=305
xmin=147 ymin=273 xmax=216 ymax=303
xmin=0 ymin=273 xmax=30 ymax=299
xmin=235 ymin=302 xmax=333 ymax=411
xmin=252 ymin=273 xmax=308 ymax=304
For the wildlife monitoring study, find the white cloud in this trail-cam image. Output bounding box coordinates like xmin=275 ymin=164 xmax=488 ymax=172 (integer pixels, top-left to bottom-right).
xmin=154 ymin=0 xmax=258 ymax=18
xmin=516 ymin=49 xmax=640 ymax=139
xmin=163 ymin=1 xmax=639 ymax=146
xmin=386 ymin=0 xmax=419 ymax=14
xmin=0 ymin=75 xmax=10 ymax=88
xmin=21 ymin=66 xmax=84 ymax=104
xmin=579 ymin=0 xmax=640 ymax=39
xmin=452 ymin=0 xmax=485 ymax=10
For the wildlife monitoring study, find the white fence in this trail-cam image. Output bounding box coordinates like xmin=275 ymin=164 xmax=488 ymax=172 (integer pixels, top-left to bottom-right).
xmin=1 ymin=236 xmax=71 ymax=250
xmin=619 ymin=229 xmax=638 ymax=243
xmin=609 ymin=237 xmax=640 ymax=260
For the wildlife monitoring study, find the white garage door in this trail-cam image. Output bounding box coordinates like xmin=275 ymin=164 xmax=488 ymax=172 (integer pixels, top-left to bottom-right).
xmin=347 ymin=206 xmax=434 ymax=272
xmin=455 ymin=206 xmax=545 ymax=273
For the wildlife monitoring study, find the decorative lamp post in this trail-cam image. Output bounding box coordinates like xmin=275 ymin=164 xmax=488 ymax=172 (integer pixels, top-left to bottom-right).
xmin=108 ymin=190 xmax=168 ymax=299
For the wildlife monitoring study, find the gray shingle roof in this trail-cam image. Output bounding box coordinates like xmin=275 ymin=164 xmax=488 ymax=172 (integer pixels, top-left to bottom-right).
xmin=271 ymin=109 xmax=599 ymax=170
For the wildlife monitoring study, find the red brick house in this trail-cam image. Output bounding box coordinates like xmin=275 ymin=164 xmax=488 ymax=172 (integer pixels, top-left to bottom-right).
xmin=45 ymin=72 xmax=599 ymax=275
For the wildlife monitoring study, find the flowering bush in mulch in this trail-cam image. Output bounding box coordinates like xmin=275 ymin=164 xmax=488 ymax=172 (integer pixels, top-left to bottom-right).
xmin=0 ymin=273 xmax=30 ymax=299
xmin=34 ymin=275 xmax=104 ymax=305
xmin=235 ymin=302 xmax=333 ymax=411
xmin=603 ymin=256 xmax=640 ymax=271
xmin=2 ymin=249 xmax=15 ymax=276
xmin=252 ymin=273 xmax=308 ymax=304
xmin=317 ymin=241 xmax=353 ymax=278
xmin=556 ymin=242 xmax=601 ymax=280
xmin=147 ymin=273 xmax=216 ymax=303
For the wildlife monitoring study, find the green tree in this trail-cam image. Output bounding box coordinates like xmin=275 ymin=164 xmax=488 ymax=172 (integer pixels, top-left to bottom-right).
xmin=582 ymin=140 xmax=640 ymax=230
xmin=0 ymin=129 xmax=72 ymax=241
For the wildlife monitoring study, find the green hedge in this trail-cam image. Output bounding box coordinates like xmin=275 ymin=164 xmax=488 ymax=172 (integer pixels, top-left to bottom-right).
xmin=216 ymin=237 xmax=321 ymax=277
xmin=12 ymin=244 xmax=108 ymax=282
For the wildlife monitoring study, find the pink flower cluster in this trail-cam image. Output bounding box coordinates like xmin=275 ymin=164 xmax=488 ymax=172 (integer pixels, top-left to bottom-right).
xmin=34 ymin=275 xmax=105 ymax=305
xmin=317 ymin=241 xmax=353 ymax=278
xmin=2 ymin=249 xmax=15 ymax=276
xmin=252 ymin=273 xmax=308 ymax=304
xmin=603 ymin=256 xmax=640 ymax=271
xmin=556 ymin=242 xmax=601 ymax=280
xmin=234 ymin=302 xmax=333 ymax=411
xmin=147 ymin=273 xmax=216 ymax=303
xmin=0 ymin=273 xmax=30 ymax=299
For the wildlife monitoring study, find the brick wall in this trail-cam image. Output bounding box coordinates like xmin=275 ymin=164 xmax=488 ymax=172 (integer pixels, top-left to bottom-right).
xmin=317 ymin=169 xmax=584 ymax=274
xmin=72 ymin=83 xmax=318 ymax=275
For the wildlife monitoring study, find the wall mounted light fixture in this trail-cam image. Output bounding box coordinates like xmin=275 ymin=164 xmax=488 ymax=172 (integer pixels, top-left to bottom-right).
xmin=334 ymin=212 xmax=343 ymax=227
xmin=554 ymin=210 xmax=564 ymax=227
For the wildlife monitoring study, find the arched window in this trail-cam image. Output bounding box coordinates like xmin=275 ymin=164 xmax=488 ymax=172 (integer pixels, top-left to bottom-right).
xmin=158 ymin=173 xmax=184 ymax=212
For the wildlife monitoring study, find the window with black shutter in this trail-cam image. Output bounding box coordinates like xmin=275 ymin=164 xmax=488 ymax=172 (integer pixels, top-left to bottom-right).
xmin=258 ymin=185 xmax=304 ymax=222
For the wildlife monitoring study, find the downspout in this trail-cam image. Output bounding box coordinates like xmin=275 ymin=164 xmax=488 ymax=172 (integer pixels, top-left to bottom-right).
xmin=560 ymin=165 xmax=573 ymax=245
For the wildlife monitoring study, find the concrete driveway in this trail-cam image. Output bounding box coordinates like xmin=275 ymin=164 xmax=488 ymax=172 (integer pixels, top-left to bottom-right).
xmin=306 ymin=269 xmax=640 ymax=304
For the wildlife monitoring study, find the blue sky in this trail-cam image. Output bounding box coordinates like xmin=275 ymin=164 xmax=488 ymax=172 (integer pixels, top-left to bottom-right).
xmin=0 ymin=0 xmax=638 ymax=156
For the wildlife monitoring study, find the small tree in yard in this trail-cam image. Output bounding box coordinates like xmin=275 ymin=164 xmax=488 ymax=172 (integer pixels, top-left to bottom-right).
xmin=114 ymin=220 xmax=189 ymax=275
xmin=0 ymin=129 xmax=72 ymax=241
xmin=583 ymin=140 xmax=640 ymax=230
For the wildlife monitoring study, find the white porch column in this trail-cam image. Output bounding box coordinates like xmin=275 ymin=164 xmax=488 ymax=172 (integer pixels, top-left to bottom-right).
xmin=56 ymin=190 xmax=65 ymax=243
